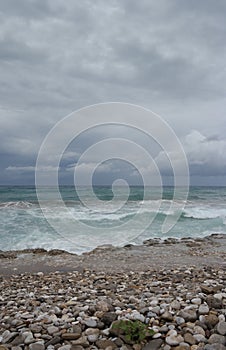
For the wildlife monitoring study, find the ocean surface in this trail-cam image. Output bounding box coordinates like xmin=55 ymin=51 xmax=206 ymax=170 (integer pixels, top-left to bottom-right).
xmin=0 ymin=186 xmax=226 ymax=254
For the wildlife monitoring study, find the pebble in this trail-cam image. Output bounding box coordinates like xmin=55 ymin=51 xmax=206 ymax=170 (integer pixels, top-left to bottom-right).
xmin=47 ymin=326 xmax=59 ymax=335
xmin=58 ymin=345 xmax=71 ymax=350
xmin=208 ymin=333 xmax=226 ymax=344
xmin=217 ymin=321 xmax=226 ymax=335
xmin=0 ymin=267 xmax=226 ymax=350
xmin=199 ymin=304 xmax=210 ymax=315
xmin=166 ymin=330 xmax=184 ymax=346
xmin=84 ymin=317 xmax=97 ymax=328
xmin=28 ymin=342 xmax=45 ymax=350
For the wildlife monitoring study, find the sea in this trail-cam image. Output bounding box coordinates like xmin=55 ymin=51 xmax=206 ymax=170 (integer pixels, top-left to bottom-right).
xmin=0 ymin=186 xmax=226 ymax=254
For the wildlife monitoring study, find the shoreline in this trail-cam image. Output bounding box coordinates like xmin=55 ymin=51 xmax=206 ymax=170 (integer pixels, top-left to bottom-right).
xmin=1 ymin=233 xmax=226 ymax=349
xmin=0 ymin=233 xmax=226 ymax=276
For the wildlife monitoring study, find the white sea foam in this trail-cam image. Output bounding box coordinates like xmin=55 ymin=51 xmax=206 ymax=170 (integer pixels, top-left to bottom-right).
xmin=183 ymin=206 xmax=226 ymax=220
xmin=0 ymin=187 xmax=226 ymax=253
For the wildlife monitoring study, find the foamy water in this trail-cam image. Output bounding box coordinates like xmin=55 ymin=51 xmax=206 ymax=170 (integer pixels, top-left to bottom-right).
xmin=0 ymin=186 xmax=225 ymax=253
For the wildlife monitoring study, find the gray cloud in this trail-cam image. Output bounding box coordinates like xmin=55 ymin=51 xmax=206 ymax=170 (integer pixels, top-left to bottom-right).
xmin=0 ymin=0 xmax=226 ymax=184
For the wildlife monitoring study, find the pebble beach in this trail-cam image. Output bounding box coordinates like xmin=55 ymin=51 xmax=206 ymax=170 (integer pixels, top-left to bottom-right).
xmin=1 ymin=234 xmax=226 ymax=350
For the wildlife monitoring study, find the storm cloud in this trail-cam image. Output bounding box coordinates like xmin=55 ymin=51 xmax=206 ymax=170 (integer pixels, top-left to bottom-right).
xmin=0 ymin=0 xmax=226 ymax=185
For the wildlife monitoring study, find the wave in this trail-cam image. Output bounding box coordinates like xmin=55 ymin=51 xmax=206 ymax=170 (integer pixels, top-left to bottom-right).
xmin=0 ymin=201 xmax=34 ymax=209
xmin=1 ymin=199 xmax=226 ymax=224
xmin=183 ymin=207 xmax=226 ymax=220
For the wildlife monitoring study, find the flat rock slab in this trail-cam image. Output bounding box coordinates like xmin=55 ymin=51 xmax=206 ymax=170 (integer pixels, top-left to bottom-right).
xmin=0 ymin=234 xmax=226 ymax=275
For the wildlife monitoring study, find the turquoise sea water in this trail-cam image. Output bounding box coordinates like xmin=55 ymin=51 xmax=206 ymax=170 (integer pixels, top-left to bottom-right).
xmin=0 ymin=186 xmax=226 ymax=253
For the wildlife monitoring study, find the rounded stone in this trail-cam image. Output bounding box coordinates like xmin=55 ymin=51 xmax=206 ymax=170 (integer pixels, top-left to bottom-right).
xmin=184 ymin=332 xmax=196 ymax=345
xmin=61 ymin=333 xmax=81 ymax=340
xmin=205 ymin=314 xmax=219 ymax=328
xmin=217 ymin=321 xmax=226 ymax=335
xmin=29 ymin=342 xmax=45 ymax=350
xmin=199 ymin=304 xmax=210 ymax=315
xmin=47 ymin=326 xmax=59 ymax=335
xmin=191 ymin=298 xmax=202 ymax=305
xmin=208 ymin=333 xmax=226 ymax=345
xmin=84 ymin=318 xmax=97 ymax=328
xmin=166 ymin=330 xmax=184 ymax=346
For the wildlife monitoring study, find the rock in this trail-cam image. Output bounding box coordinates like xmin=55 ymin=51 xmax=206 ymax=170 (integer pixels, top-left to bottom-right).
xmin=84 ymin=317 xmax=97 ymax=328
xmin=179 ymin=309 xmax=197 ymax=322
xmin=183 ymin=332 xmax=196 ymax=345
xmin=204 ymin=344 xmax=226 ymax=350
xmin=11 ymin=335 xmax=24 ymax=346
xmin=206 ymin=296 xmax=222 ymax=309
xmin=194 ymin=326 xmax=205 ymax=336
xmin=96 ymin=300 xmax=110 ymax=312
xmin=71 ymin=336 xmax=89 ymax=347
xmin=171 ymin=300 xmax=181 ymax=310
xmin=208 ymin=333 xmax=226 ymax=345
xmin=142 ymin=339 xmax=163 ymax=350
xmin=193 ymin=333 xmax=207 ymax=343
xmin=45 ymin=336 xmax=61 ymax=347
xmin=175 ymin=317 xmax=185 ymax=325
xmin=29 ymin=342 xmax=45 ymax=350
xmin=204 ymin=314 xmax=219 ymax=328
xmin=161 ymin=311 xmax=173 ymax=321
xmin=84 ymin=328 xmax=99 ymax=342
xmin=214 ymin=293 xmax=226 ymax=301
xmin=30 ymin=325 xmax=42 ymax=333
xmin=36 ymin=272 xmax=44 ymax=277
xmin=191 ymin=298 xmax=202 ymax=305
xmin=1 ymin=265 xmax=226 ymax=350
xmin=101 ymin=312 xmax=117 ymax=326
xmin=174 ymin=345 xmax=190 ymax=350
xmin=70 ymin=346 xmax=84 ymax=350
xmin=217 ymin=321 xmax=226 ymax=335
xmin=201 ymin=285 xmax=214 ymax=294
xmin=166 ymin=330 xmax=184 ymax=346
xmin=24 ymin=333 xmax=35 ymax=345
xmin=47 ymin=326 xmax=59 ymax=335
xmin=130 ymin=310 xmax=145 ymax=322
xmin=0 ymin=346 xmax=8 ymax=350
xmin=199 ymin=304 xmax=210 ymax=315
xmin=2 ymin=331 xmax=18 ymax=343
xmin=72 ymin=325 xmax=82 ymax=334
xmin=58 ymin=346 xmax=71 ymax=350
xmin=61 ymin=333 xmax=81 ymax=340
xmin=96 ymin=339 xmax=117 ymax=349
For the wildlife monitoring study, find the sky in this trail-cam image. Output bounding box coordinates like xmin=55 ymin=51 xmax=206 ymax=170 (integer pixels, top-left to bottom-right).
xmin=0 ymin=0 xmax=226 ymax=186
